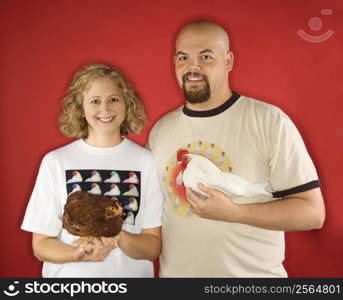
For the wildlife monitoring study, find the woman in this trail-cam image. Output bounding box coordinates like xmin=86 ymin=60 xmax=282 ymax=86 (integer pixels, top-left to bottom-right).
xmin=21 ymin=64 xmax=163 ymax=277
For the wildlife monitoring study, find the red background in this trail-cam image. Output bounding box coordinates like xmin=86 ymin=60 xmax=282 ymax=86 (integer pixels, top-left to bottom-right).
xmin=1 ymin=0 xmax=342 ymax=277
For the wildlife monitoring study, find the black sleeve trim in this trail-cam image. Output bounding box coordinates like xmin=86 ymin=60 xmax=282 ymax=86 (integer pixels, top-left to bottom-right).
xmin=272 ymin=180 xmax=320 ymax=198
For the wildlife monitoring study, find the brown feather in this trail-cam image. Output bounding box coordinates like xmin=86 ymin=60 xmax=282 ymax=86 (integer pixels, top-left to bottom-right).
xmin=62 ymin=191 xmax=124 ymax=237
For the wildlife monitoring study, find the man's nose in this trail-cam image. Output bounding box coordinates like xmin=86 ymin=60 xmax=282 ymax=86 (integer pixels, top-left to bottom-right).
xmin=187 ymin=57 xmax=201 ymax=71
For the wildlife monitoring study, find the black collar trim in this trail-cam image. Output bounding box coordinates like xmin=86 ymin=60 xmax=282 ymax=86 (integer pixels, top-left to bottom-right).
xmin=182 ymin=92 xmax=240 ymax=117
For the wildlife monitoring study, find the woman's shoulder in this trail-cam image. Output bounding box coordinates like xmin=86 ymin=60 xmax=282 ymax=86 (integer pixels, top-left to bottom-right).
xmin=41 ymin=140 xmax=79 ymax=163
xmin=124 ymin=139 xmax=153 ymax=158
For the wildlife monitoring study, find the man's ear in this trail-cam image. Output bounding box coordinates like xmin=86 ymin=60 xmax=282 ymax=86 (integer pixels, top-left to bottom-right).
xmin=226 ymin=51 xmax=234 ymax=72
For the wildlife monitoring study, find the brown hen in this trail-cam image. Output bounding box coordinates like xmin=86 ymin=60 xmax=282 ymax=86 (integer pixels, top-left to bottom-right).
xmin=62 ymin=191 xmax=124 ymax=243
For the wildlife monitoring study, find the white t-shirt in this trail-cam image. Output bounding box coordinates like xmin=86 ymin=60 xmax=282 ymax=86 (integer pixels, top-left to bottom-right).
xmin=148 ymin=93 xmax=320 ymax=277
xmin=21 ymin=138 xmax=163 ymax=277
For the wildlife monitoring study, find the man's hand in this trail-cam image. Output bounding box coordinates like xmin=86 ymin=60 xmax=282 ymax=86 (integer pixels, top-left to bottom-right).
xmin=72 ymin=236 xmax=120 ymax=262
xmin=186 ymin=183 xmax=239 ymax=222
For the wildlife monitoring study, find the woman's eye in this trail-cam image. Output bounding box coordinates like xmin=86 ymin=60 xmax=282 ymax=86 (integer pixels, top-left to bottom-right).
xmin=110 ymin=97 xmax=120 ymax=102
xmin=90 ymin=99 xmax=100 ymax=104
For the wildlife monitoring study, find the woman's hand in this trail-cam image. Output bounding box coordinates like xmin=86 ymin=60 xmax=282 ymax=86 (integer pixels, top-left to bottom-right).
xmin=72 ymin=236 xmax=120 ymax=262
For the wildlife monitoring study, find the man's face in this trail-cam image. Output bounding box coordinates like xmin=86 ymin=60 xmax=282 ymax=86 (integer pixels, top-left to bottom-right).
xmin=174 ymin=26 xmax=232 ymax=104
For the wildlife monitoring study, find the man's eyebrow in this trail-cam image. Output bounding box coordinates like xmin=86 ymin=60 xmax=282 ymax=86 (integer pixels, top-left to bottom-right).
xmin=199 ymin=49 xmax=214 ymax=54
xmin=175 ymin=49 xmax=215 ymax=56
xmin=175 ymin=51 xmax=187 ymax=56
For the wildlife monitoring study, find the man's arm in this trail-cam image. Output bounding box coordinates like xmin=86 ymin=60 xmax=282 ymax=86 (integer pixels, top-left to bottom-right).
xmin=187 ymin=184 xmax=325 ymax=231
xmin=118 ymin=227 xmax=161 ymax=261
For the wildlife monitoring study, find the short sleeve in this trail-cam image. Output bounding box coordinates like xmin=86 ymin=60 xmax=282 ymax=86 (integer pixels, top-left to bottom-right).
xmin=268 ymin=110 xmax=320 ymax=198
xmin=21 ymin=154 xmax=62 ymax=236
xmin=141 ymin=154 xmax=163 ymax=229
xmin=147 ymin=124 xmax=157 ymax=151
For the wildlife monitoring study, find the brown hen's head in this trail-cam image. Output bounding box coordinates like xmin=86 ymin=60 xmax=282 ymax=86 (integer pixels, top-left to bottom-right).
xmin=62 ymin=191 xmax=124 ymax=237
xmin=105 ymin=199 xmax=124 ymax=218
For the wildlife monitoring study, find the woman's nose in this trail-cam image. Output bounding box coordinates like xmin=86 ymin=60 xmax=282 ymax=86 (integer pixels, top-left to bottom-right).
xmin=100 ymin=101 xmax=112 ymax=113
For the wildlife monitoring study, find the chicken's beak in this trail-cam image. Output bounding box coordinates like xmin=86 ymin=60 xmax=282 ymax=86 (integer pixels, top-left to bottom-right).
xmin=106 ymin=205 xmax=123 ymax=219
xmin=113 ymin=209 xmax=122 ymax=217
xmin=113 ymin=203 xmax=124 ymax=216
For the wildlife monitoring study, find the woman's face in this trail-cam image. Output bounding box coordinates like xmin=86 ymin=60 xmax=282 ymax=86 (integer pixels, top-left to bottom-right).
xmin=82 ymin=77 xmax=126 ymax=139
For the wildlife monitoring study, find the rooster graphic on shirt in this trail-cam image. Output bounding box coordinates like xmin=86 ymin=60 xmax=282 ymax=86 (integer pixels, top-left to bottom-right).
xmin=163 ymin=141 xmax=232 ymax=218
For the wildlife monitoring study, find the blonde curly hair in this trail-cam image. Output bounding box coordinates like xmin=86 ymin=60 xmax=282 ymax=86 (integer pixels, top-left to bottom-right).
xmin=59 ymin=64 xmax=146 ymax=138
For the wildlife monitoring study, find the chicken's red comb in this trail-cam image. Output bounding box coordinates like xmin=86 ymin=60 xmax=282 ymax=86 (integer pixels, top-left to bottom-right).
xmin=177 ymin=149 xmax=189 ymax=161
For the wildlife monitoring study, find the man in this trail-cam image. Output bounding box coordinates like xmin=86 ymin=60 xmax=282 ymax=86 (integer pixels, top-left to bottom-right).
xmin=148 ymin=20 xmax=325 ymax=277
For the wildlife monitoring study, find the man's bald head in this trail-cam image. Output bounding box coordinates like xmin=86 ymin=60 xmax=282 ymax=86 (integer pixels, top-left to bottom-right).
xmin=176 ymin=20 xmax=230 ymax=51
xmin=174 ymin=19 xmax=234 ymax=107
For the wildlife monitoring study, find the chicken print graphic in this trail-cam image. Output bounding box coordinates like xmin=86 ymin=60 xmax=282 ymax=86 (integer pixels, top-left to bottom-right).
xmin=124 ymin=197 xmax=138 ymax=212
xmin=123 ymin=184 xmax=139 ymax=197
xmin=65 ymin=169 xmax=141 ymax=225
xmin=85 ymin=171 xmax=102 ymax=182
xmin=68 ymin=184 xmax=82 ymax=195
xmin=66 ymin=171 xmax=83 ymax=183
xmin=88 ymin=183 xmax=102 ymax=195
xmin=124 ymin=211 xmax=135 ymax=225
xmin=104 ymin=184 xmax=121 ymax=196
xmin=104 ymin=171 xmax=121 ymax=183
xmin=123 ymin=172 xmax=139 ymax=184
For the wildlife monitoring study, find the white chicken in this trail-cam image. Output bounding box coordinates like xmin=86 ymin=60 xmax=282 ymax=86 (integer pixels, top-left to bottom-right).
xmin=177 ymin=149 xmax=272 ymax=198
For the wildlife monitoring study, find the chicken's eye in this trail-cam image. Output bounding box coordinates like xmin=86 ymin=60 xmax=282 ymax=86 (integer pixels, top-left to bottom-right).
xmin=72 ymin=224 xmax=80 ymax=232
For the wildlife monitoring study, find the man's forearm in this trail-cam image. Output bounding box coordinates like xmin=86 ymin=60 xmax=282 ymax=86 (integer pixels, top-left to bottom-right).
xmin=229 ymin=189 xmax=325 ymax=231
xmin=118 ymin=229 xmax=161 ymax=261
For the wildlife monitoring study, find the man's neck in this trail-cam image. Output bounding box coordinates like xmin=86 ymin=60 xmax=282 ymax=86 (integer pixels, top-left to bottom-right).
xmin=185 ymin=89 xmax=232 ymax=111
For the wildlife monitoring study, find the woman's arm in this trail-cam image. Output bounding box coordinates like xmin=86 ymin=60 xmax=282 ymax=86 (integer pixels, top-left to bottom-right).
xmin=70 ymin=226 xmax=162 ymax=262
xmin=32 ymin=233 xmax=117 ymax=263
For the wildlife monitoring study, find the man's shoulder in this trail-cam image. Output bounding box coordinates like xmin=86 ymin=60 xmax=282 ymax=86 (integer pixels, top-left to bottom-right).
xmin=151 ymin=106 xmax=183 ymax=129
xmin=148 ymin=106 xmax=183 ymax=149
xmin=240 ymin=94 xmax=279 ymax=110
xmin=239 ymin=94 xmax=286 ymax=119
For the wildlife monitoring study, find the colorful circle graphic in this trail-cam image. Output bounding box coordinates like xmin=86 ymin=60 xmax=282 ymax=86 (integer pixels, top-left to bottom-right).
xmin=162 ymin=141 xmax=232 ymax=218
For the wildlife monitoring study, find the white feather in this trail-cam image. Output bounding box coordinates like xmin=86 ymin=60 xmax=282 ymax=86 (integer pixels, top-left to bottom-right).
xmin=182 ymin=153 xmax=271 ymax=198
